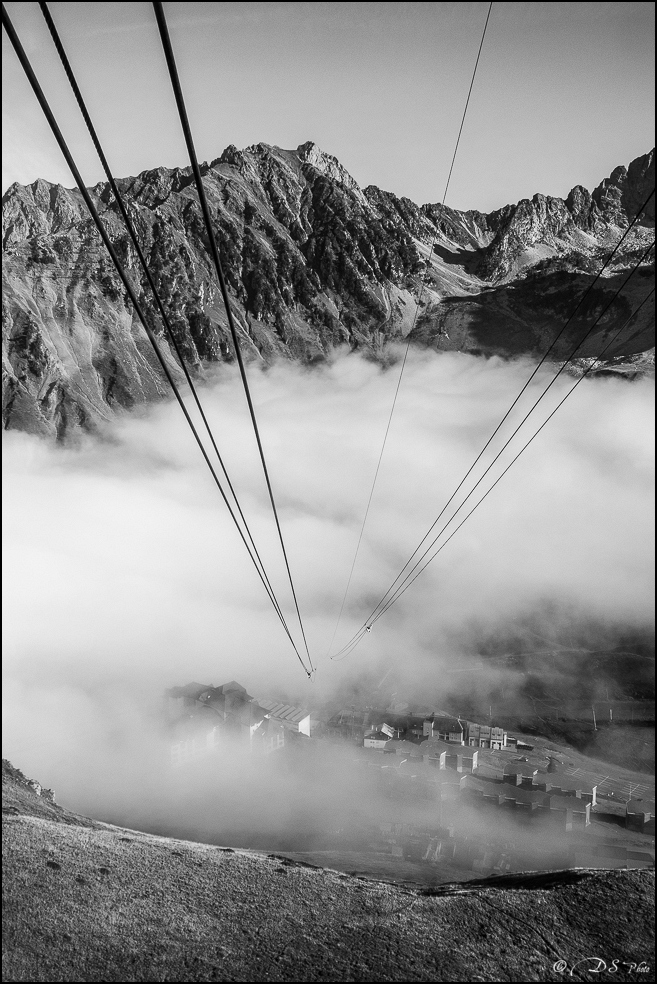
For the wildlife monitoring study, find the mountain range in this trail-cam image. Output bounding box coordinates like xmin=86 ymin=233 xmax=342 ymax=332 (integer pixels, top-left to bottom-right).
xmin=2 ymin=143 xmax=654 ymax=439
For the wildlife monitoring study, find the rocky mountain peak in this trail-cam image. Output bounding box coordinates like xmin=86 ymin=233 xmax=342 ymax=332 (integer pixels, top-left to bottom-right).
xmin=2 ymin=145 xmax=654 ymax=439
xmin=592 ymin=149 xmax=655 ymax=227
xmin=296 ymin=141 xmax=369 ymax=206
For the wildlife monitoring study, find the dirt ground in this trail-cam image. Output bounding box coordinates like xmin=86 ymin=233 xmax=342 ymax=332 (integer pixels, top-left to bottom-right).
xmin=3 ymin=767 xmax=655 ymax=983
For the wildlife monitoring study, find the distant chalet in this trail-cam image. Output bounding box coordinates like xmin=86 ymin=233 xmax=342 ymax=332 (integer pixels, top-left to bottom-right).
xmin=335 ymin=707 xmax=509 ymax=750
xmin=165 ymin=680 xmax=312 ymax=764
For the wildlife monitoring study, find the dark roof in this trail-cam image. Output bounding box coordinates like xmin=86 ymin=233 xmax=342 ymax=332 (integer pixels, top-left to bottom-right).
xmin=197 ymin=688 xmax=224 ymax=704
xmin=384 ymin=739 xmax=422 ymax=757
xmin=257 ymin=699 xmax=309 ymax=723
xmin=506 ymin=787 xmax=545 ymax=805
xmin=627 ymin=799 xmax=655 ymax=816
xmin=217 ymin=681 xmax=252 ymax=697
xmin=544 ymin=773 xmax=580 ymax=790
xmin=473 ymin=768 xmax=504 ymax=784
xmin=195 ymin=683 xmax=255 ymax=706
xmin=462 ymin=777 xmax=499 ymax=795
xmin=503 ymin=764 xmax=539 ymax=777
xmin=166 ymin=682 xmax=213 ymax=699
xmin=549 ymin=795 xmax=588 ymax=812
xmin=424 ymin=738 xmax=454 ymax=755
xmin=433 ymin=717 xmax=464 ymax=732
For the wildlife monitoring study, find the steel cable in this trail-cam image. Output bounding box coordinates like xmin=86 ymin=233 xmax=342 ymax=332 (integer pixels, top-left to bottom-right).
xmin=372 ymin=280 xmax=655 ymax=623
xmin=333 ymin=238 xmax=654 ymax=656
xmin=2 ymin=3 xmax=311 ymax=674
xmin=152 ymin=1 xmax=313 ymax=674
xmin=326 ymin=1 xmax=494 ymax=657
xmin=38 ymin=0 xmax=290 ymax=638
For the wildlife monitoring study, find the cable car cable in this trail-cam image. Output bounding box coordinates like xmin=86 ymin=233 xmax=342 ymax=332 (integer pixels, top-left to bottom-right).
xmin=37 ymin=0 xmax=289 ymax=636
xmin=333 ymin=280 xmax=655 ymax=659
xmin=369 ymin=236 xmax=656 ymax=624
xmin=372 ymin=280 xmax=656 ymax=623
xmin=1 ymin=4 xmax=311 ymax=676
xmin=152 ymin=1 xmax=313 ymax=673
xmin=326 ymin=1 xmax=494 ymax=657
xmin=331 ymin=192 xmax=654 ymax=656
xmin=332 ymin=251 xmax=654 ymax=655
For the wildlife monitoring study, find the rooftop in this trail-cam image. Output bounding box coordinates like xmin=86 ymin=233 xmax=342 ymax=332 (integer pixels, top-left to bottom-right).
xmin=257 ymin=699 xmax=309 ymax=724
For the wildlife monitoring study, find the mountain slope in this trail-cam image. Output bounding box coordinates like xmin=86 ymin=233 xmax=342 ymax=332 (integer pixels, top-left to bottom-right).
xmin=2 ymin=144 xmax=654 ymax=439
xmin=2 ymin=761 xmax=654 ymax=982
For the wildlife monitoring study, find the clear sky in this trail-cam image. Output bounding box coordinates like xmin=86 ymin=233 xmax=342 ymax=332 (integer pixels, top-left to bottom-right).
xmin=2 ymin=2 xmax=655 ymax=212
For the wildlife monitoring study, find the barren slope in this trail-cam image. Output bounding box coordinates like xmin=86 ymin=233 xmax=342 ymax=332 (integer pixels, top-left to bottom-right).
xmin=2 ymin=762 xmax=654 ymax=982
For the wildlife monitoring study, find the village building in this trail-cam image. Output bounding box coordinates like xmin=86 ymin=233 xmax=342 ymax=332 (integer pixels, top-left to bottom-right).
xmin=503 ymin=764 xmax=540 ymax=788
xmin=626 ymin=799 xmax=656 ymax=834
xmin=422 ymin=715 xmax=508 ymax=748
xmin=465 ymin=777 xmax=507 ymax=809
xmin=423 ymin=737 xmax=478 ymax=773
xmin=422 ymin=715 xmax=466 ymax=744
xmin=363 ymin=730 xmax=391 ymax=750
xmin=170 ymin=717 xmax=222 ymax=767
xmin=166 ymin=680 xmax=287 ymax=764
xmin=423 ymin=738 xmax=451 ymax=770
xmin=452 ymin=748 xmax=480 ymax=774
xmin=503 ymin=786 xmax=543 ymax=816
xmin=546 ymin=794 xmax=591 ymax=827
xmin=384 ymin=738 xmax=425 ymax=759
xmin=473 ymin=762 xmax=505 ymax=782
xmin=255 ymin=698 xmax=312 ymax=736
xmin=327 ymin=706 xmax=372 ymax=740
xmin=434 ymin=772 xmax=465 ymax=801
xmin=542 ymin=774 xmax=598 ymax=806
xmin=461 ymin=776 xmax=591 ymax=828
xmin=166 ymin=681 xmax=213 ymax=719
xmin=626 ymin=849 xmax=656 ymax=868
xmin=251 ymin=717 xmax=286 ymax=755
xmin=190 ymin=681 xmax=270 ymax=738
xmin=466 ymin=722 xmax=507 ymax=749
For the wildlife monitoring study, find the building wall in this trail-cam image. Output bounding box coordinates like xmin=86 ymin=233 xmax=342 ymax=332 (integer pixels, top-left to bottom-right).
xmin=171 ymin=729 xmax=219 ymax=767
xmin=262 ymin=732 xmax=285 ymax=755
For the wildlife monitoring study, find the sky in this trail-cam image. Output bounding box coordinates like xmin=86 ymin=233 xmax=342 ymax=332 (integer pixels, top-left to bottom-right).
xmin=2 ymin=1 xmax=655 ymax=211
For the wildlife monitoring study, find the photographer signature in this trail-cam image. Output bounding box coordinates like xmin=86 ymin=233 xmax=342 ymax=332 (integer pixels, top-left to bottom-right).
xmin=554 ymin=957 xmax=651 ymax=976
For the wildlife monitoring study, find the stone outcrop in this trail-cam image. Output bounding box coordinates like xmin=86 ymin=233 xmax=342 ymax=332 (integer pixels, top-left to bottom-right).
xmin=2 ymin=143 xmax=654 ymax=438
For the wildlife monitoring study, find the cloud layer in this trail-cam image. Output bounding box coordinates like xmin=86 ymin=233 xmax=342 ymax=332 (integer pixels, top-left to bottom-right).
xmin=2 ymin=350 xmax=654 ymax=827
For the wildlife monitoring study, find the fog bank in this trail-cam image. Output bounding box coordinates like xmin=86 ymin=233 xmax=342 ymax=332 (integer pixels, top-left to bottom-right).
xmin=2 ymin=350 xmax=654 ymax=826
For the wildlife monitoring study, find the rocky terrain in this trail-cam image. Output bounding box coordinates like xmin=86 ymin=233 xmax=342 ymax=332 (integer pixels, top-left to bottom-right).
xmin=2 ymin=143 xmax=654 ymax=439
xmin=2 ymin=759 xmax=654 ymax=982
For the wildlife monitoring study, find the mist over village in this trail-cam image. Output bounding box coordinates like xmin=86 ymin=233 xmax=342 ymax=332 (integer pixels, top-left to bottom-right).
xmin=2 ymin=2 xmax=655 ymax=981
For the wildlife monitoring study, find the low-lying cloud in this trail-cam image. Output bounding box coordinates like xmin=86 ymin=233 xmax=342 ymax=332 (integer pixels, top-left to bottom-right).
xmin=2 ymin=349 xmax=654 ymax=835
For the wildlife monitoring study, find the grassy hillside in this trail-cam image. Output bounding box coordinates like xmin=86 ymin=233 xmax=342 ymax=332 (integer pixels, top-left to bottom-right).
xmin=2 ymin=761 xmax=654 ymax=982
